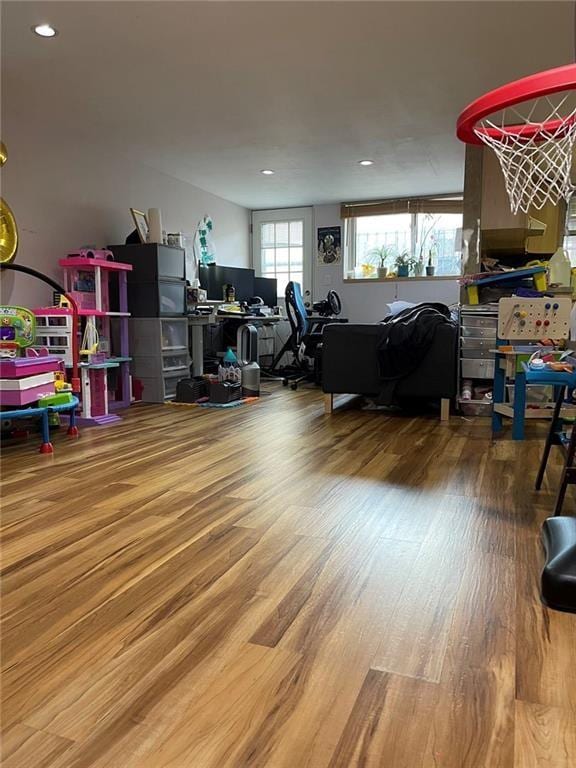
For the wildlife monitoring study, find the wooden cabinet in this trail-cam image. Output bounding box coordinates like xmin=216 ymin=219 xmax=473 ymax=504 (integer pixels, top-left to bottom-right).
xmin=481 ymin=150 xmax=526 ymax=231
xmin=480 ymin=148 xmax=565 ymax=254
xmin=525 ymin=201 xmax=565 ymax=255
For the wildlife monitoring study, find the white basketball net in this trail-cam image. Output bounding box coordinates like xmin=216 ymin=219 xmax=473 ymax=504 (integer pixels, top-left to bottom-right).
xmin=474 ymin=94 xmax=576 ymax=214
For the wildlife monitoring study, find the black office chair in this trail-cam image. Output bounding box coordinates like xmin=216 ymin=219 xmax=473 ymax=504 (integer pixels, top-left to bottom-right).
xmin=269 ymin=281 xmax=336 ymax=390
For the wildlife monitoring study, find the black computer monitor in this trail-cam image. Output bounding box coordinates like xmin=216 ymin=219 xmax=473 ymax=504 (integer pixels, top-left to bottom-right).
xmin=199 ymin=265 xmax=255 ymax=302
xmin=253 ymin=277 xmax=278 ymax=307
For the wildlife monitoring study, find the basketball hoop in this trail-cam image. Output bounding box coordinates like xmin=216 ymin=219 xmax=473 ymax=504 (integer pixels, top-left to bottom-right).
xmin=457 ymin=64 xmax=576 ymax=214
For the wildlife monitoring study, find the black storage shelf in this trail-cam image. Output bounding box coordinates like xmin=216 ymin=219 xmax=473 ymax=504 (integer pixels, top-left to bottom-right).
xmin=110 ymin=243 xmax=187 ymax=317
xmin=127 ymin=280 xmax=186 ymax=317
xmin=110 ymin=243 xmax=185 ymax=282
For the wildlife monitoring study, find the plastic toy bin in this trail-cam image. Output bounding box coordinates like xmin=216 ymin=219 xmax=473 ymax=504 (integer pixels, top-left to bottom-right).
xmin=161 ymin=319 xmax=187 ymax=350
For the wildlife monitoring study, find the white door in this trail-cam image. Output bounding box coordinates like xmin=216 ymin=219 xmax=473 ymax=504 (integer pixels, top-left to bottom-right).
xmin=252 ymin=207 xmax=313 ymax=306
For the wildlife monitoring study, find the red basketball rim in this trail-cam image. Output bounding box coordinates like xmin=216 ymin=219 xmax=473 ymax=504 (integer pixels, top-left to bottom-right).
xmin=457 ymin=63 xmax=576 ymax=145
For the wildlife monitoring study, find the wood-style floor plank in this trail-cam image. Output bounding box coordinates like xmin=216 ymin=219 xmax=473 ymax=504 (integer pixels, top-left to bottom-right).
xmin=327 ymin=669 xmax=438 ymax=768
xmin=1 ymin=723 xmax=75 ymax=767
xmin=514 ymin=700 xmax=576 ymax=768
xmin=1 ymin=387 xmax=575 ymax=767
xmin=515 ymin=532 xmax=576 ymax=712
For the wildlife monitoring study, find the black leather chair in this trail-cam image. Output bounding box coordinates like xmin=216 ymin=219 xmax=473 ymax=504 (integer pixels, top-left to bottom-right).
xmin=542 ymin=517 xmax=576 ymax=613
xmin=269 ymin=281 xmax=333 ymax=390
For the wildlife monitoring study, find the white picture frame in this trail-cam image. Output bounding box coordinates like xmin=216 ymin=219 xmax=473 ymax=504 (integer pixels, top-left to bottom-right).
xmin=130 ymin=208 xmax=149 ymax=244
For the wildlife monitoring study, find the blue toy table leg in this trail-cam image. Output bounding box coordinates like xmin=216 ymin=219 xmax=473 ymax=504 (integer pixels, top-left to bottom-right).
xmin=39 ymin=409 xmax=54 ymax=454
xmin=512 ymin=370 xmax=526 ymax=441
xmin=492 ymin=356 xmax=505 ymax=434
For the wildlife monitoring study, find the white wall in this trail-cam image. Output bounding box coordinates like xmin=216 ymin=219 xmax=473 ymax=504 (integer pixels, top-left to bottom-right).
xmin=312 ymin=204 xmax=460 ymax=323
xmin=1 ymin=121 xmax=250 ymax=308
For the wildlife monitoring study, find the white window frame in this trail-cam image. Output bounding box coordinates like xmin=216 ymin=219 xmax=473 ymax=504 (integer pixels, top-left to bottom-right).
xmin=346 ymin=213 xmax=421 ymax=271
xmin=252 ymin=207 xmax=313 ymax=298
xmin=564 ymin=197 xmax=576 ymax=265
xmin=345 ymin=211 xmax=464 ymax=277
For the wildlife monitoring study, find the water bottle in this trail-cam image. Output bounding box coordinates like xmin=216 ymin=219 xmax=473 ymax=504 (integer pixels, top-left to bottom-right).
xmin=549 ymin=247 xmax=571 ymax=287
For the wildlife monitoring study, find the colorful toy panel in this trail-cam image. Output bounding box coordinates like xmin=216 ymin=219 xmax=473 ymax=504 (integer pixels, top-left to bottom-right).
xmin=0 ymin=306 xmax=36 ymax=357
xmin=498 ymin=297 xmax=572 ymax=340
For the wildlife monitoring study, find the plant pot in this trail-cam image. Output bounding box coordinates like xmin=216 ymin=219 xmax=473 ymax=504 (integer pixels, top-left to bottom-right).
xmin=397 ymin=265 xmax=409 ymax=278
xmin=413 ymin=262 xmax=424 ymax=277
xmin=377 ymin=267 xmax=388 ymax=279
xmin=426 ymin=265 xmax=436 ymax=276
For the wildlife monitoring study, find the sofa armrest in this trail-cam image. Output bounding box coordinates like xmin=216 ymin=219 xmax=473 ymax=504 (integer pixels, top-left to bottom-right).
xmin=321 ymin=324 xmax=382 ymax=395
xmin=396 ymin=322 xmax=458 ymax=399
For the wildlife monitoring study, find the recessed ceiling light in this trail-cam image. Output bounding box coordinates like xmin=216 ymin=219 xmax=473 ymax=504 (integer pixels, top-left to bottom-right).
xmin=358 ymin=159 xmax=374 ymax=166
xmin=32 ymin=24 xmax=58 ymax=38
xmin=260 ymin=169 xmax=275 ymax=175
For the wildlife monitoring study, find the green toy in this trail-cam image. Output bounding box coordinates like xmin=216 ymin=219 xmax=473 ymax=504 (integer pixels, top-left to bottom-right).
xmin=37 ymin=392 xmax=75 ymax=407
xmin=0 ymin=305 xmax=35 ymax=357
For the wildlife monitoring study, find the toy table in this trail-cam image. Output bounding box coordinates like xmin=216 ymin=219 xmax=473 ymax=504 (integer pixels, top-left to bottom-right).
xmin=492 ymin=348 xmax=573 ymax=440
xmin=1 ymin=396 xmax=79 ymax=454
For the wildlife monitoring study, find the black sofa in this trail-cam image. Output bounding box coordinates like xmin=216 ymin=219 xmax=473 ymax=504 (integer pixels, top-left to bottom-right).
xmin=321 ymin=320 xmax=458 ymax=420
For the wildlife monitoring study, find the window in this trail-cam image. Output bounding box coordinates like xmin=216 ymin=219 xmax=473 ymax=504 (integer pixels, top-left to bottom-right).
xmin=260 ymin=220 xmax=303 ymax=295
xmin=342 ymin=196 xmax=463 ymax=278
xmin=564 ymin=197 xmax=576 ymax=265
xmin=252 ymin=208 xmax=312 ymax=297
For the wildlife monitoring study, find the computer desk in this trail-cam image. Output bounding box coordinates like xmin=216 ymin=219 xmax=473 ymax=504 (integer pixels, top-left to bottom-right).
xmin=188 ymin=310 xmax=284 ymax=376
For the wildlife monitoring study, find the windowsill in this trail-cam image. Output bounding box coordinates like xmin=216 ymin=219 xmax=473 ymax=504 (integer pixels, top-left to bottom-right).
xmin=343 ymin=275 xmax=460 ymax=283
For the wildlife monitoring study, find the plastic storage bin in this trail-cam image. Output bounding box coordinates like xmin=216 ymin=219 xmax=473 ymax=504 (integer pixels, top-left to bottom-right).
xmin=461 ymin=325 xmax=497 ymax=339
xmin=128 ymin=281 xmax=186 ymax=317
xmin=161 ymin=319 xmax=188 ymax=349
xmin=461 ymin=358 xmax=495 ymax=379
xmin=162 ymin=351 xmax=189 ymax=371
xmin=129 ymin=317 xmax=191 ymax=402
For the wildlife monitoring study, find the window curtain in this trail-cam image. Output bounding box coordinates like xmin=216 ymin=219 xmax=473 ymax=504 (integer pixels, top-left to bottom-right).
xmin=340 ymin=195 xmax=463 ymax=219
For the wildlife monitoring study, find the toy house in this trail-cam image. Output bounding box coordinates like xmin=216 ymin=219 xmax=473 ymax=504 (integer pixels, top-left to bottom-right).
xmin=34 ymin=256 xmax=133 ymax=426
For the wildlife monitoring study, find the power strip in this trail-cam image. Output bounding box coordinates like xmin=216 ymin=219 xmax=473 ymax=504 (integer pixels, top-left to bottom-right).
xmin=497 ymin=297 xmax=572 ymax=340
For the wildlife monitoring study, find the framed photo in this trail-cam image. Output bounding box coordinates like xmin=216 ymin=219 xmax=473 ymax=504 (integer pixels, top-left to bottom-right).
xmin=130 ymin=208 xmax=149 ymax=244
xmin=317 ymin=226 xmax=341 ymax=265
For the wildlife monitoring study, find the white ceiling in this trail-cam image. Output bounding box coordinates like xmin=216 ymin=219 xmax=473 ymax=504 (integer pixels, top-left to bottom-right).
xmin=2 ymin=1 xmax=575 ymax=210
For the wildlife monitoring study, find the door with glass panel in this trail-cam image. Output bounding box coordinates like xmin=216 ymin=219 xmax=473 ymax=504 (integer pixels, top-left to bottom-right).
xmin=252 ymin=208 xmax=312 ymax=303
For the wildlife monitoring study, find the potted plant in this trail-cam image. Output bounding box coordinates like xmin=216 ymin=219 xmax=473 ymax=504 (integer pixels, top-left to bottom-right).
xmin=416 ymin=214 xmax=438 ymax=277
xmin=366 ymin=245 xmax=394 ymax=278
xmin=395 ymin=251 xmax=417 ymax=277
xmin=426 ymin=248 xmax=436 ymax=276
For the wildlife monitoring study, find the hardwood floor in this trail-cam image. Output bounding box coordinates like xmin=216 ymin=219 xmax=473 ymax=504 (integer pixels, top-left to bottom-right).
xmin=1 ymin=386 xmax=575 ymax=767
